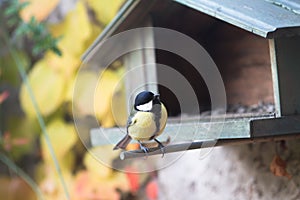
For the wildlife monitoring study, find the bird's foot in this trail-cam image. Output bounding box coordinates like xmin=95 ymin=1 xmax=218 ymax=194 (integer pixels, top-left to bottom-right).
xmin=138 ymin=141 xmax=149 ymax=159
xmin=154 ymin=138 xmax=165 ymax=158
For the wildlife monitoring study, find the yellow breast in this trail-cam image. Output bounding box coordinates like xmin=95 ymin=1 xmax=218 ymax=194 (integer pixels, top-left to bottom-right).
xmin=128 ymin=103 xmax=168 ymax=141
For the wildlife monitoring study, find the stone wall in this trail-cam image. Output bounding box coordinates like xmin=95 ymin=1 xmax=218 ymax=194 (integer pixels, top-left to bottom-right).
xmin=158 ymin=140 xmax=300 ymax=200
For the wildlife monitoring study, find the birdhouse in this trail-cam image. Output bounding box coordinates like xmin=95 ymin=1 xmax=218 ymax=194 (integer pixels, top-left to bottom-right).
xmin=82 ymin=0 xmax=300 ymax=159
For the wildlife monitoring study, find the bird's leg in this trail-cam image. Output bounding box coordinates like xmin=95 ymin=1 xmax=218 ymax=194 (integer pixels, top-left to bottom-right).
xmin=154 ymin=138 xmax=165 ymax=157
xmin=138 ymin=140 xmax=149 ymax=157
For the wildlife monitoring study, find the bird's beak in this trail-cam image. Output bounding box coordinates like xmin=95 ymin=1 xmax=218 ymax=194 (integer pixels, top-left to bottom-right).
xmin=154 ymin=94 xmax=160 ymax=100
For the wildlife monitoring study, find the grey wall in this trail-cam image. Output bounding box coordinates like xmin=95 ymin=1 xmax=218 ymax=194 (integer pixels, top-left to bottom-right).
xmin=158 ymin=140 xmax=300 ymax=200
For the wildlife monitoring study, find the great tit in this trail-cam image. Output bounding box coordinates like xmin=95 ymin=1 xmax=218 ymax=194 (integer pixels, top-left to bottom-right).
xmin=113 ymin=91 xmax=168 ymax=155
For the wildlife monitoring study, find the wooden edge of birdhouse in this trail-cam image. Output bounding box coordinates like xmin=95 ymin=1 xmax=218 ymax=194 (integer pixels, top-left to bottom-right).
xmin=90 ymin=114 xmax=300 ymax=159
xmin=82 ymin=0 xmax=300 ymax=62
xmin=119 ymin=132 xmax=300 ymax=160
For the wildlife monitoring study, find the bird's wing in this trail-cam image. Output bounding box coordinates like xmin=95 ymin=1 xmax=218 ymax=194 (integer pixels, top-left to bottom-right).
xmin=114 ymin=110 xmax=136 ymax=150
xmin=126 ymin=109 xmax=137 ymax=131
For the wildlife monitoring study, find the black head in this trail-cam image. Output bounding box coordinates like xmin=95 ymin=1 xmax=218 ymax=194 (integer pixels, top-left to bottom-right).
xmin=134 ymin=91 xmax=160 ymax=111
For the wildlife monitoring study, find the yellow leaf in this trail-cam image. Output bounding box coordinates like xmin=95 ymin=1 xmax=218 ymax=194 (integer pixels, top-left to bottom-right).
xmin=49 ymin=1 xmax=92 ymax=56
xmin=83 ymin=146 xmax=119 ymax=179
xmin=39 ymin=167 xmax=73 ymax=200
xmin=20 ymin=0 xmax=60 ymax=22
xmin=73 ymin=68 xmax=127 ymax=126
xmin=20 ymin=60 xmax=66 ymax=118
xmin=84 ymin=23 xmax=103 ymax=49
xmin=65 ymin=74 xmax=76 ymax=102
xmin=85 ymin=0 xmax=124 ymax=25
xmin=44 ymin=51 xmax=80 ymax=80
xmin=111 ymin=80 xmax=127 ymax=126
xmin=40 ymin=118 xmax=77 ymax=163
xmin=94 ymin=69 xmax=127 ymax=127
xmin=73 ymin=70 xmax=98 ymax=116
xmin=61 ymin=151 xmax=76 ymax=173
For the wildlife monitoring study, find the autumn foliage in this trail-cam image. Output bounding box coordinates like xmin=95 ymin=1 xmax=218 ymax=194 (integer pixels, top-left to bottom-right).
xmin=0 ymin=0 xmax=156 ymax=199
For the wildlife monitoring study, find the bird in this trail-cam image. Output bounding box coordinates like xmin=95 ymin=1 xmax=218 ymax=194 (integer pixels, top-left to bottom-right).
xmin=113 ymin=90 xmax=168 ymax=155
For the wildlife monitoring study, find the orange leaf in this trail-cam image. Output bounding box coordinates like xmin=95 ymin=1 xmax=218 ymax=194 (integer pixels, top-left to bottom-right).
xmin=2 ymin=131 xmax=29 ymax=152
xmin=125 ymin=167 xmax=140 ymax=194
xmin=11 ymin=138 xmax=30 ymax=147
xmin=270 ymin=155 xmax=292 ymax=179
xmin=0 ymin=91 xmax=9 ymax=104
xmin=146 ymin=179 xmax=158 ymax=200
xmin=20 ymin=0 xmax=60 ymax=22
xmin=0 ymin=177 xmax=37 ymax=200
xmin=72 ymin=171 xmax=121 ymax=200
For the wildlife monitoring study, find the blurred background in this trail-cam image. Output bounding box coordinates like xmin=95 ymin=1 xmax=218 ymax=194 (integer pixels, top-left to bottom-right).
xmin=1 ymin=0 xmax=300 ymax=200
xmin=0 ymin=0 xmax=154 ymax=199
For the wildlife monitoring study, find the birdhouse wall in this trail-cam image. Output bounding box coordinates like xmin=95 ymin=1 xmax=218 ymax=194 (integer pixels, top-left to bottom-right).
xmin=152 ymin=3 xmax=274 ymax=116
xmin=208 ymin=24 xmax=274 ymax=106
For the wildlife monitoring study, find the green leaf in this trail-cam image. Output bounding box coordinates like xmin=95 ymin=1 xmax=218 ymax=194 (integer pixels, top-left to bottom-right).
xmin=3 ymin=0 xmax=62 ymax=56
xmin=4 ymin=0 xmax=29 ymax=17
xmin=50 ymin=47 xmax=62 ymax=56
xmin=15 ymin=22 xmax=30 ymax=36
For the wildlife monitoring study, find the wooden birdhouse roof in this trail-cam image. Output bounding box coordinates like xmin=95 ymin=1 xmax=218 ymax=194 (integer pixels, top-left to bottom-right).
xmin=83 ymin=0 xmax=300 ymax=59
xmin=174 ymin=0 xmax=300 ymax=38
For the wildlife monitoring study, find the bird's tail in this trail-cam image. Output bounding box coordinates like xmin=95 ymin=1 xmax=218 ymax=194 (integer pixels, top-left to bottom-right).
xmin=113 ymin=134 xmax=132 ymax=150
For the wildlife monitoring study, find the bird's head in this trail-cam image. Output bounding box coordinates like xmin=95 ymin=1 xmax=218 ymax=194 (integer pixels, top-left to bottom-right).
xmin=134 ymin=91 xmax=160 ymax=111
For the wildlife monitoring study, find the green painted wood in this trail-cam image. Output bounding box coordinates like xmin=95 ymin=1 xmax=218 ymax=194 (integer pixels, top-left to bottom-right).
xmin=91 ymin=114 xmax=300 ymax=156
xmin=90 ymin=116 xmax=260 ymax=147
xmin=175 ymin=0 xmax=300 ymax=38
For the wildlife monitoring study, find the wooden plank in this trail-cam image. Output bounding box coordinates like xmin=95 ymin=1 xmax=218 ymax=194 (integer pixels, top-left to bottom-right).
xmin=90 ymin=116 xmax=255 ymax=147
xmin=251 ymin=115 xmax=300 ymax=137
xmin=90 ymin=113 xmax=279 ymax=147
xmin=90 ymin=115 xmax=300 ymax=159
xmin=120 ymin=133 xmax=300 ymax=160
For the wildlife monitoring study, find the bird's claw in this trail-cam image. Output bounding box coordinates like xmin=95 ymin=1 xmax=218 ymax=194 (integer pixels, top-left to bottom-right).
xmin=154 ymin=139 xmax=165 ymax=158
xmin=138 ymin=139 xmax=165 ymax=158
xmin=138 ymin=141 xmax=149 ymax=159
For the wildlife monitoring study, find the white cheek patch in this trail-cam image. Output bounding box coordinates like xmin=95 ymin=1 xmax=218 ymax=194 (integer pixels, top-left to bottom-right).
xmin=136 ymin=101 xmax=152 ymax=111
